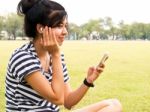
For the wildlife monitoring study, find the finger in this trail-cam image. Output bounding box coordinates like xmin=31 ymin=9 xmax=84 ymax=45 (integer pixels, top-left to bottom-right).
xmin=40 ymin=27 xmax=46 ymax=46
xmin=48 ymin=27 xmax=55 ymax=45
xmin=44 ymin=26 xmax=49 ymax=46
xmin=98 ymin=63 xmax=105 ymax=68
xmin=47 ymin=27 xmax=52 ymax=45
xmin=51 ymin=28 xmax=58 ymax=45
xmin=96 ymin=66 xmax=104 ymax=73
xmin=42 ymin=26 xmax=46 ymax=46
xmin=101 ymin=63 xmax=105 ymax=68
xmin=87 ymin=66 xmax=94 ymax=75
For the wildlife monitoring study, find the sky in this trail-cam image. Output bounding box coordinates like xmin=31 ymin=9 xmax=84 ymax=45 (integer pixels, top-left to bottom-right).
xmin=0 ymin=0 xmax=150 ymax=25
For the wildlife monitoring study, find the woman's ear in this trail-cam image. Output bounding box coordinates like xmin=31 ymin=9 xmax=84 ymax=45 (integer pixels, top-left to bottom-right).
xmin=36 ymin=24 xmax=44 ymax=34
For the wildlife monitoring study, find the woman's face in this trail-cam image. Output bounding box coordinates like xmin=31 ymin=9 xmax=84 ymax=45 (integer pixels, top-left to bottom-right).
xmin=53 ymin=18 xmax=68 ymax=46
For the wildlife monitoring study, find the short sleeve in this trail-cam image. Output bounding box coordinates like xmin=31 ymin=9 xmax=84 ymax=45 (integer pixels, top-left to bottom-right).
xmin=9 ymin=50 xmax=41 ymax=82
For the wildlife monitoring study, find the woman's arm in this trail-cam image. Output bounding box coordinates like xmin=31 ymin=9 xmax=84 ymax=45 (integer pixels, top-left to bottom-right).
xmin=25 ymin=63 xmax=64 ymax=105
xmin=64 ymin=65 xmax=105 ymax=109
xmin=64 ymin=82 xmax=89 ymax=109
xmin=51 ymin=52 xmax=65 ymax=103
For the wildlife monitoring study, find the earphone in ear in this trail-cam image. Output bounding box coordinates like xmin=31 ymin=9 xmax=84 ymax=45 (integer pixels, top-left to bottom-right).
xmin=40 ymin=27 xmax=43 ymax=32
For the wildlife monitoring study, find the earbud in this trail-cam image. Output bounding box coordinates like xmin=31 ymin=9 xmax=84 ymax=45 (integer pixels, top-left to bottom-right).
xmin=40 ymin=27 xmax=43 ymax=32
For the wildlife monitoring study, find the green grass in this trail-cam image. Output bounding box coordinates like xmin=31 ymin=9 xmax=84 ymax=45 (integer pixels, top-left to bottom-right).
xmin=0 ymin=40 xmax=150 ymax=112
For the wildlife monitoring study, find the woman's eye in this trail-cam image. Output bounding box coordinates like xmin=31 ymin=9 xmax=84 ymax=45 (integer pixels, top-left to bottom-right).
xmin=58 ymin=24 xmax=63 ymax=28
xmin=56 ymin=24 xmax=68 ymax=30
xmin=65 ymin=25 xmax=68 ymax=30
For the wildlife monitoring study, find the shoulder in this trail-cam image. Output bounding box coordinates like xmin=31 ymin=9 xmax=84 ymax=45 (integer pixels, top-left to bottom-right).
xmin=8 ymin=42 xmax=40 ymax=72
xmin=9 ymin=42 xmax=36 ymax=62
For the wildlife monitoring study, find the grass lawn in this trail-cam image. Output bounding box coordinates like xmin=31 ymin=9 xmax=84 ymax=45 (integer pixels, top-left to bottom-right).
xmin=0 ymin=40 xmax=150 ymax=112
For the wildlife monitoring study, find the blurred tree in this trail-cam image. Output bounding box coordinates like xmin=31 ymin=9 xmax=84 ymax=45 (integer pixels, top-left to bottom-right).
xmin=104 ymin=17 xmax=118 ymax=40
xmin=80 ymin=19 xmax=103 ymax=40
xmin=4 ymin=13 xmax=23 ymax=40
xmin=0 ymin=16 xmax=4 ymax=39
xmin=68 ymin=23 xmax=80 ymax=40
xmin=0 ymin=16 xmax=4 ymax=32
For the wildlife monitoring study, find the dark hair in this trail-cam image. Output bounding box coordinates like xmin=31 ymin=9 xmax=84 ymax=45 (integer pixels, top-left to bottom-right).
xmin=17 ymin=0 xmax=67 ymax=38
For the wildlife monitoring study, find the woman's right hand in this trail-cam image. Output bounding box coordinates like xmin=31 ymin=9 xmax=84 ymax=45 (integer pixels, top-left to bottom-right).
xmin=40 ymin=26 xmax=60 ymax=55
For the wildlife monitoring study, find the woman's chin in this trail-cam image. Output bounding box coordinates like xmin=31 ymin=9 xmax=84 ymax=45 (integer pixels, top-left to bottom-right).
xmin=58 ymin=40 xmax=64 ymax=46
xmin=58 ymin=42 xmax=63 ymax=46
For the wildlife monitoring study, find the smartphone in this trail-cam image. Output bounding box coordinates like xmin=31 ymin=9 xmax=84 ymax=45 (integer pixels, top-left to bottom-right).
xmin=97 ymin=52 xmax=109 ymax=66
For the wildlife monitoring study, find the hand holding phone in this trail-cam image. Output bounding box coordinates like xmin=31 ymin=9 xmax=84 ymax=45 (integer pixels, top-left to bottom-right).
xmin=87 ymin=52 xmax=109 ymax=82
xmin=97 ymin=52 xmax=109 ymax=67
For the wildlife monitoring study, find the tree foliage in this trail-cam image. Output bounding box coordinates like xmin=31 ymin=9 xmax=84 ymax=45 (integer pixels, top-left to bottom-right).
xmin=1 ymin=13 xmax=150 ymax=40
xmin=4 ymin=13 xmax=23 ymax=40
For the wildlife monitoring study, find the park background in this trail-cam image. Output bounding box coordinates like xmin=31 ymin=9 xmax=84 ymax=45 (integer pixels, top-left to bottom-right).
xmin=0 ymin=40 xmax=150 ymax=112
xmin=0 ymin=0 xmax=150 ymax=111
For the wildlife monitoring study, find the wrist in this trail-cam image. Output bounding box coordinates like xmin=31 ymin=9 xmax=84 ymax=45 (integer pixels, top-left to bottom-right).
xmin=86 ymin=78 xmax=93 ymax=84
xmin=51 ymin=51 xmax=60 ymax=57
xmin=48 ymin=46 xmax=60 ymax=56
xmin=83 ymin=78 xmax=94 ymax=87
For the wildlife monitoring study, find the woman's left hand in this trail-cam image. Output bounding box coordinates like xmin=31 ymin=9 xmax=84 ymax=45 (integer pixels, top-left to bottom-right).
xmin=86 ymin=63 xmax=105 ymax=83
xmin=40 ymin=26 xmax=60 ymax=55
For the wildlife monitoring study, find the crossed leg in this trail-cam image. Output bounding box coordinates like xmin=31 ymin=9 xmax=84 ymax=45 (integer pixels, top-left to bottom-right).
xmin=73 ymin=99 xmax=122 ymax=112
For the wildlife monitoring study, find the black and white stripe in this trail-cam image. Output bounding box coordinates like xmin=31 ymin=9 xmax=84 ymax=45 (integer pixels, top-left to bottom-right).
xmin=5 ymin=42 xmax=69 ymax=112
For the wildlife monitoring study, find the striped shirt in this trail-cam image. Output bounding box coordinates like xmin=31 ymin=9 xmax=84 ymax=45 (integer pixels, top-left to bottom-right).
xmin=5 ymin=42 xmax=69 ymax=112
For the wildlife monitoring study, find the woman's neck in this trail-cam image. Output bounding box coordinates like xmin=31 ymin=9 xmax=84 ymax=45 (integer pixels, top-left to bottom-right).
xmin=33 ymin=37 xmax=48 ymax=57
xmin=33 ymin=38 xmax=50 ymax=72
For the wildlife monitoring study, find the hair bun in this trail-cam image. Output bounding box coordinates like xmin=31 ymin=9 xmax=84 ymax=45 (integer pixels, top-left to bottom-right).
xmin=17 ymin=0 xmax=38 ymax=15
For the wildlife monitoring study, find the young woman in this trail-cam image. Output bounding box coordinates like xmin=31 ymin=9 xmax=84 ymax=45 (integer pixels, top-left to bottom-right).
xmin=5 ymin=0 xmax=122 ymax=111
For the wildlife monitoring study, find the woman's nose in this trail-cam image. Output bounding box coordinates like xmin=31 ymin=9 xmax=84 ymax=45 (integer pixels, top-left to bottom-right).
xmin=62 ymin=27 xmax=68 ymax=35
